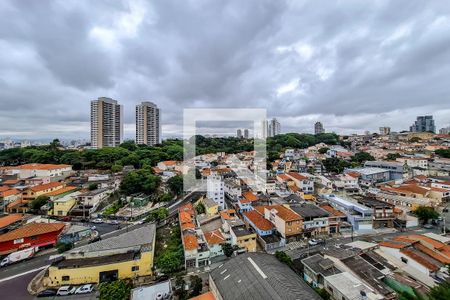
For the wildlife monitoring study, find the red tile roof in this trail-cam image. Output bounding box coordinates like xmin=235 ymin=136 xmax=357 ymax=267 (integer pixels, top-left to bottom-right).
xmin=16 ymin=163 xmax=71 ymax=170
xmin=242 ymin=191 xmax=258 ymax=202
xmin=287 ymin=172 xmax=308 ymax=181
xmin=30 ymin=182 xmax=64 ymax=193
xmin=204 ymin=230 xmax=226 ymax=245
xmin=400 ymin=248 xmax=440 ymax=271
xmin=183 ymin=233 xmax=198 ymax=251
xmin=0 ymin=188 xmax=20 ymax=198
xmin=258 ymin=205 xmax=301 ymax=222
xmin=243 ymin=210 xmax=274 ymax=231
xmin=45 ymin=186 xmax=77 ymax=196
xmin=0 ymin=222 xmax=65 ymax=243
xmin=0 ymin=214 xmax=23 ymax=230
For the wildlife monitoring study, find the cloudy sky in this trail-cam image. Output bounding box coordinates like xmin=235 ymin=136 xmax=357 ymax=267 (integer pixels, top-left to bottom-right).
xmin=1 ymin=0 xmax=450 ymax=140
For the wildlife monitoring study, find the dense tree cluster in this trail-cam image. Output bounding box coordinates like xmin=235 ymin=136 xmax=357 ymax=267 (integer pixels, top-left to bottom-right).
xmin=0 ymin=134 xmax=340 ymax=170
xmin=435 ymin=149 xmax=450 ymax=158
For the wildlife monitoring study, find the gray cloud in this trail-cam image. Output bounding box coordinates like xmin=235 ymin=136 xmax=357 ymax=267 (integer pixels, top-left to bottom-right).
xmin=1 ymin=0 xmax=450 ymax=140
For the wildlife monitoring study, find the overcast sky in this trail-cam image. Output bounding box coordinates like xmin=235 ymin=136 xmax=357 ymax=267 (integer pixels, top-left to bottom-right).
xmin=1 ymin=0 xmax=450 ymax=140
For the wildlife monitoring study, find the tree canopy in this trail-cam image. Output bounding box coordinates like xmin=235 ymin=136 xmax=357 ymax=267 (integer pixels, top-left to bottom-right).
xmin=413 ymin=206 xmax=439 ymax=224
xmin=120 ymin=169 xmax=161 ymax=195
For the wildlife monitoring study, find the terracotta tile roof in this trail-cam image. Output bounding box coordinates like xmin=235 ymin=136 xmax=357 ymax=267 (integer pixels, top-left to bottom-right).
xmin=204 ymin=230 xmax=226 ymax=245
xmin=183 ymin=233 xmax=198 ymax=251
xmin=259 ymin=205 xmax=301 ymax=222
xmin=319 ymin=204 xmax=345 ymax=217
xmin=152 ymin=167 xmax=162 ymax=174
xmin=0 ymin=186 xmax=10 ymax=192
xmin=276 ymin=174 xmax=290 ymax=181
xmin=201 ymin=168 xmax=211 ymax=176
xmin=179 ymin=211 xmax=193 ymax=224
xmin=30 ymin=182 xmax=64 ymax=193
xmin=181 ymin=222 xmax=195 ymax=230
xmin=399 ymin=235 xmax=445 ymax=250
xmin=161 ymin=160 xmax=177 ymax=166
xmin=2 ymin=179 xmax=20 ymax=185
xmin=220 ymin=209 xmax=236 ymax=220
xmin=287 ymin=172 xmax=308 ymax=181
xmin=253 ymin=205 xmax=270 ymax=216
xmin=190 ymin=291 xmax=216 ymax=300
xmin=400 ymin=248 xmax=440 ymax=271
xmin=0 ymin=188 xmax=20 ymax=198
xmin=243 ymin=210 xmax=274 ymax=231
xmin=415 ymin=243 xmax=450 ymax=264
xmin=179 ymin=203 xmax=195 ymax=215
xmin=16 ymin=163 xmax=71 ymax=170
xmin=242 ymin=191 xmax=258 ymax=202
xmin=288 ymin=185 xmax=299 ymax=193
xmin=0 ymin=214 xmax=23 ymax=230
xmin=6 ymin=199 xmax=24 ymax=209
xmin=0 ymin=222 xmax=65 ymax=242
xmin=45 ymin=186 xmax=77 ymax=196
xmin=379 ymin=241 xmax=410 ymax=249
xmin=346 ymin=171 xmax=361 ymax=178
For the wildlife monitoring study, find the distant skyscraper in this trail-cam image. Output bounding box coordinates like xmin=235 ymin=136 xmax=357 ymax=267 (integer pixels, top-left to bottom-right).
xmin=410 ymin=116 xmax=436 ymax=133
xmin=237 ymin=129 xmax=243 ymax=138
xmin=260 ymin=120 xmax=269 ymax=139
xmin=244 ymin=129 xmax=249 ymax=139
xmin=314 ymin=122 xmax=324 ymax=134
xmin=136 ymin=101 xmax=160 ymax=146
xmin=90 ymin=97 xmax=123 ymax=149
xmin=268 ymin=118 xmax=280 ymax=137
xmin=379 ymin=127 xmax=391 ymax=135
xmin=439 ymin=127 xmax=450 ymax=135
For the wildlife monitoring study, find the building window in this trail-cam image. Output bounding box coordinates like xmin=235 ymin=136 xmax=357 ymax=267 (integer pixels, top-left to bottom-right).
xmin=62 ymin=276 xmax=70 ymax=281
xmin=13 ymin=238 xmax=24 ymax=244
xmin=132 ymin=266 xmax=139 ymax=272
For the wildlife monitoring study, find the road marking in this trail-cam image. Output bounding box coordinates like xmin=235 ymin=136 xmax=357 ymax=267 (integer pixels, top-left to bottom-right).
xmin=0 ymin=265 xmax=48 ymax=283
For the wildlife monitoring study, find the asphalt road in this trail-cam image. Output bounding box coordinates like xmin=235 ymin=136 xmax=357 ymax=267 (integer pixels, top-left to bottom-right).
xmin=0 ymin=270 xmax=38 ymax=300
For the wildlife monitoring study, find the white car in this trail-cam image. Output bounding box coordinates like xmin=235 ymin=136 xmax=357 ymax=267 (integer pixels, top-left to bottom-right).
xmin=92 ymin=218 xmax=103 ymax=224
xmin=75 ymin=284 xmax=94 ymax=294
xmin=308 ymin=239 xmax=319 ymax=246
xmin=110 ymin=220 xmax=119 ymax=225
xmin=57 ymin=286 xmax=77 ymax=296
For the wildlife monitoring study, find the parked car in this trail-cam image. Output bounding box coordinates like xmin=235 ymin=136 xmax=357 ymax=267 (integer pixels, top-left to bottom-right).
xmin=424 ymin=224 xmax=434 ymax=229
xmin=37 ymin=289 xmax=58 ymax=298
xmin=57 ymin=286 xmax=77 ymax=296
xmin=75 ymin=284 xmax=95 ymax=294
xmin=110 ymin=220 xmax=119 ymax=225
xmin=308 ymin=239 xmax=319 ymax=246
xmin=92 ymin=218 xmax=103 ymax=224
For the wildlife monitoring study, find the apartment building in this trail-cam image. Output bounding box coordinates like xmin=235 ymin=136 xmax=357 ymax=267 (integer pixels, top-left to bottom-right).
xmin=256 ymin=205 xmax=303 ymax=241
xmin=136 ymin=101 xmax=160 ymax=146
xmin=90 ymin=97 xmax=123 ymax=149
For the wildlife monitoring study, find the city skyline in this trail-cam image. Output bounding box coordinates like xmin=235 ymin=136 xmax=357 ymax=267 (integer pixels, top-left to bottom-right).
xmin=1 ymin=1 xmax=450 ymax=139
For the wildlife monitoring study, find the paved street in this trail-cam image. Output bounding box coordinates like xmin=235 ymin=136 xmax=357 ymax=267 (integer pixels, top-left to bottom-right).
xmin=0 ymin=270 xmax=38 ymax=300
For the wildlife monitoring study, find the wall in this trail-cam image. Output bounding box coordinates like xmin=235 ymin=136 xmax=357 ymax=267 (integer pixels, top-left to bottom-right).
xmin=46 ymin=251 xmax=153 ymax=287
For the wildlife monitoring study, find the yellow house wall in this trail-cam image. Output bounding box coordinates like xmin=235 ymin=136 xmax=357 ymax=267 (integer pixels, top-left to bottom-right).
xmin=236 ymin=233 xmax=257 ymax=252
xmin=49 ymin=198 xmax=76 ymax=216
xmin=46 ymin=251 xmax=154 ymax=287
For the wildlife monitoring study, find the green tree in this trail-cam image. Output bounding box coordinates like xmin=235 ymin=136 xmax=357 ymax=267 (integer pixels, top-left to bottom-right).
xmin=111 ymin=164 xmax=123 ymax=173
xmin=409 ymin=137 xmax=422 ymax=143
xmin=168 ymin=175 xmax=183 ymax=196
xmin=435 ymin=149 xmax=450 ymax=158
xmin=120 ymin=169 xmax=161 ymax=195
xmin=322 ymin=157 xmax=351 ymax=173
xmin=189 ymin=275 xmax=203 ymax=297
xmin=30 ymin=195 xmax=50 ymax=211
xmin=414 ymin=206 xmax=439 ymax=224
xmin=88 ymin=183 xmax=98 ymax=191
xmin=274 ymin=251 xmax=292 ymax=266
xmin=386 ymin=153 xmax=402 ymax=160
xmin=318 ymin=147 xmax=329 ymax=154
xmin=196 ymin=202 xmax=206 ymax=214
xmin=352 ymin=151 xmax=375 ymax=164
xmin=99 ymin=280 xmax=131 ymax=300
xmin=221 ymin=243 xmax=234 ymax=257
xmin=428 ymin=281 xmax=450 ymax=300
